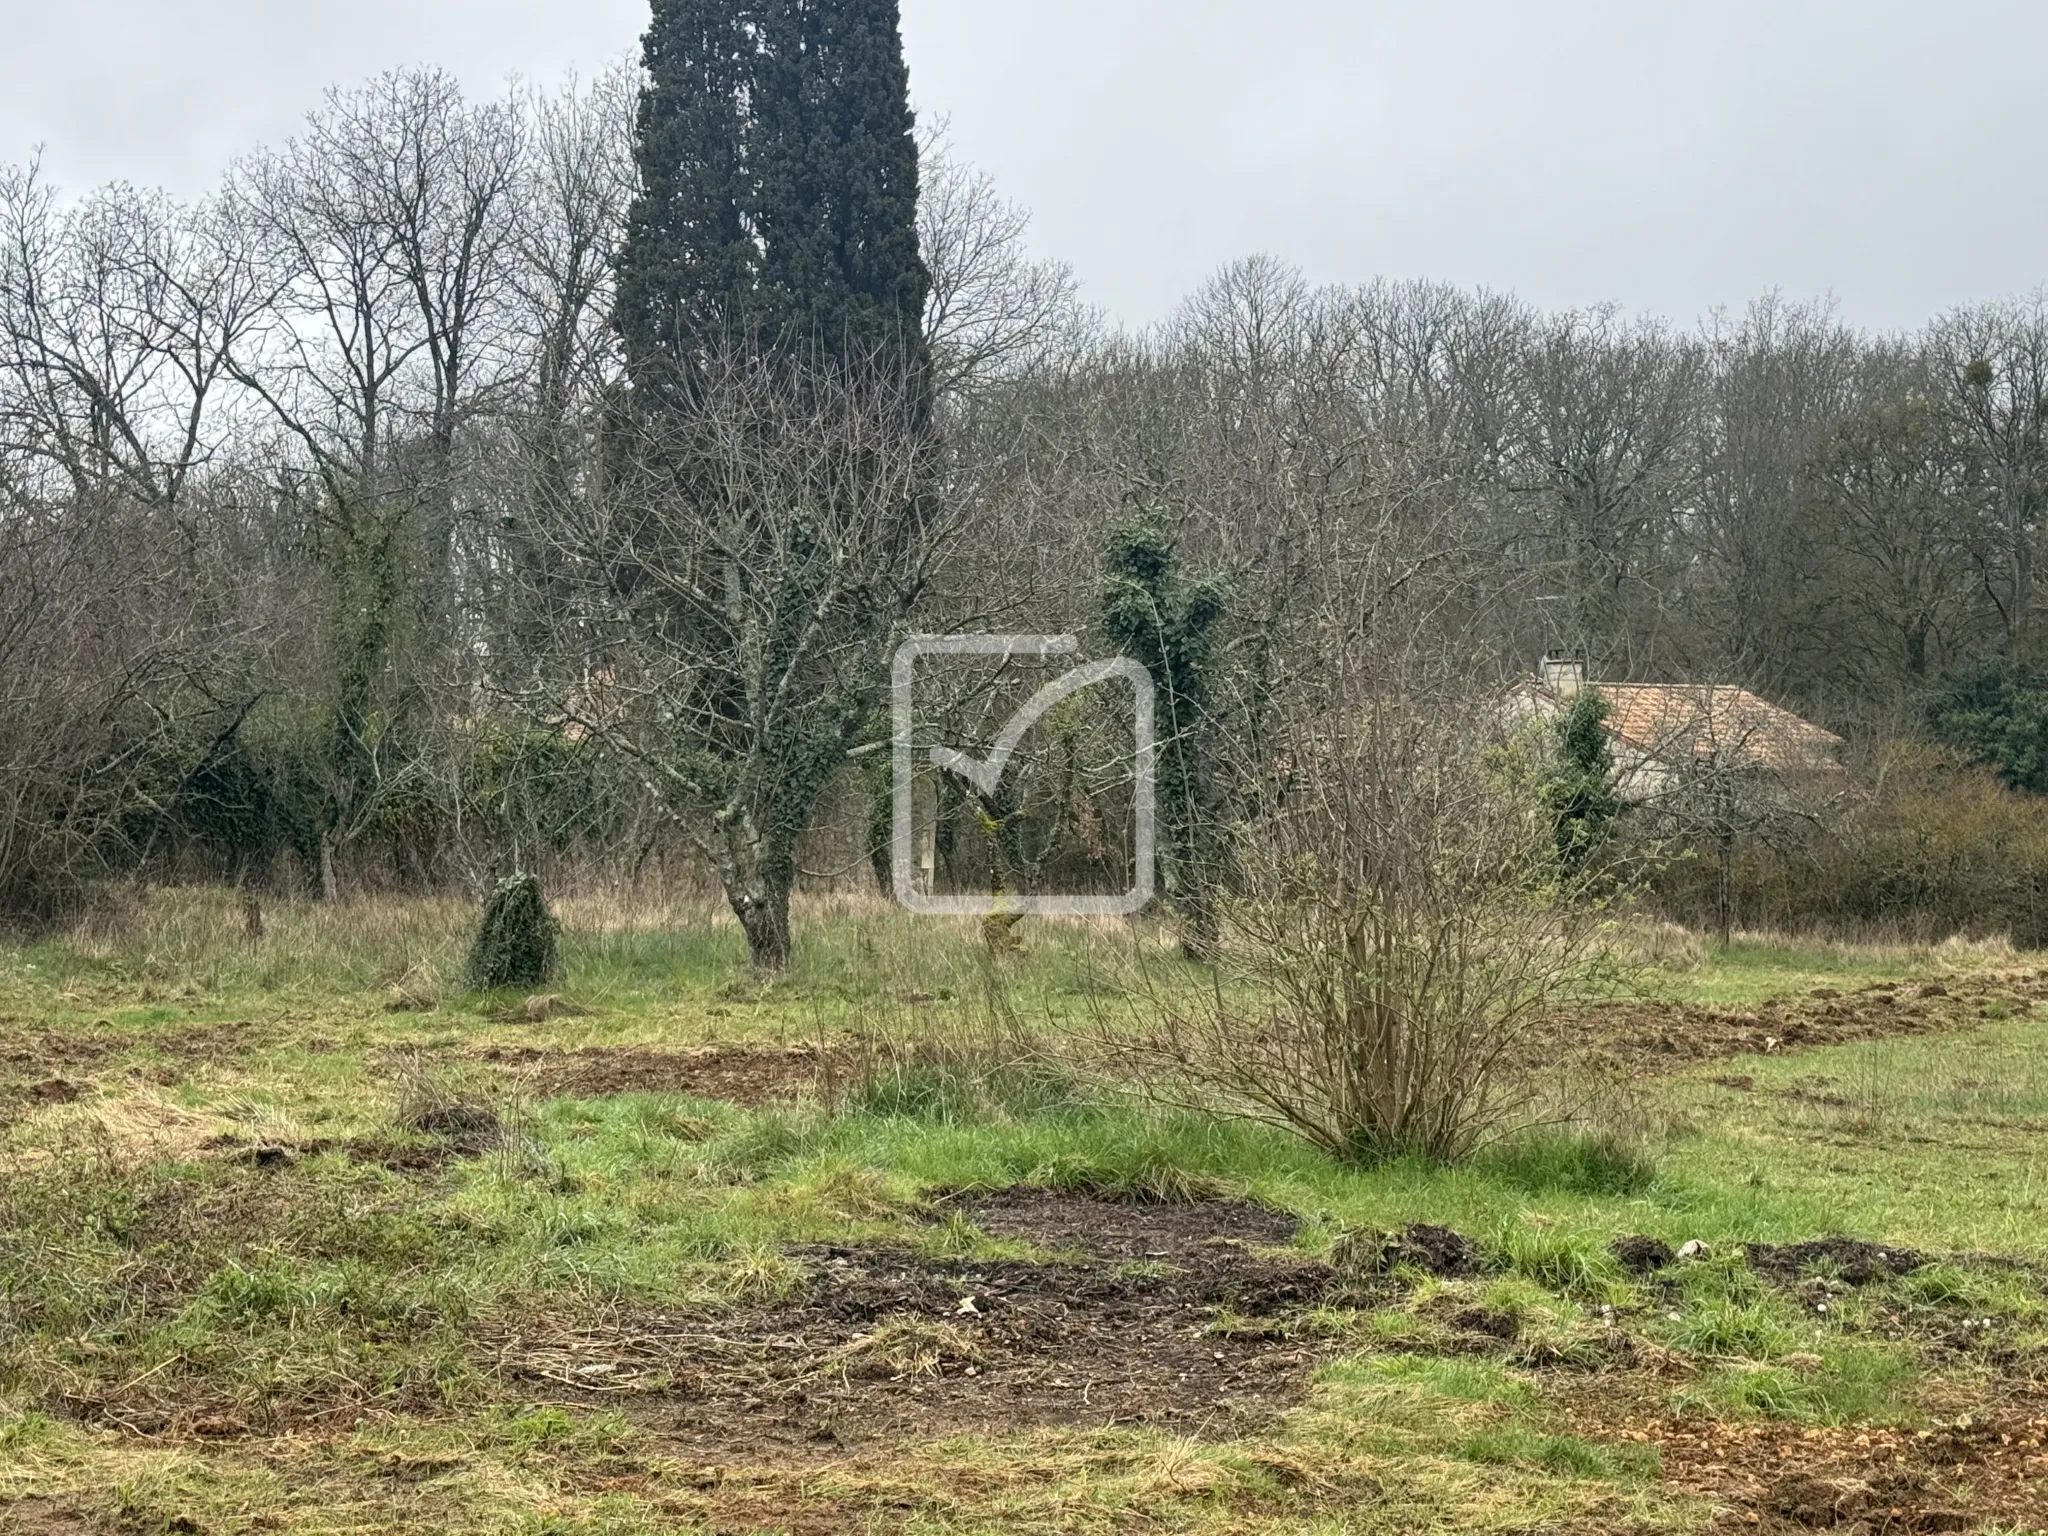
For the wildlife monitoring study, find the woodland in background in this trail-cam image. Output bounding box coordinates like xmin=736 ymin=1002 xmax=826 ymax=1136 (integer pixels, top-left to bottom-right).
xmin=8 ymin=58 xmax=2048 ymax=943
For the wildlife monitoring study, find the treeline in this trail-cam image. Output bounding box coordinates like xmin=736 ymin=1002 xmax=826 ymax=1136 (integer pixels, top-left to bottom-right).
xmin=6 ymin=47 xmax=2048 ymax=942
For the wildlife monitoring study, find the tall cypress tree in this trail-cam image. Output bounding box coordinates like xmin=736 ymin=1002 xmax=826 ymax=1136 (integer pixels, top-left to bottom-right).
xmin=751 ymin=0 xmax=929 ymax=369
xmin=617 ymin=0 xmax=930 ymax=384
xmin=615 ymin=0 xmax=756 ymax=389
xmin=608 ymin=0 xmax=932 ymax=970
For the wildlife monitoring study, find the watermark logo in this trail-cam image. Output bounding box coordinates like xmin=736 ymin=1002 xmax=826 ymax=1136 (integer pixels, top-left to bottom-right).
xmin=891 ymin=635 xmax=1155 ymax=915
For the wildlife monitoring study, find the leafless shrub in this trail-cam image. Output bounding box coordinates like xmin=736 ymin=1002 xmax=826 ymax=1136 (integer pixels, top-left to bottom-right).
xmin=387 ymin=1049 xmax=503 ymax=1151
xmin=1104 ymin=661 xmax=1628 ymax=1164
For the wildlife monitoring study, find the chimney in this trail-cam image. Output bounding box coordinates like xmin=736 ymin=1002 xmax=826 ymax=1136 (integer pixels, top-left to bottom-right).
xmin=1540 ymin=653 xmax=1585 ymax=700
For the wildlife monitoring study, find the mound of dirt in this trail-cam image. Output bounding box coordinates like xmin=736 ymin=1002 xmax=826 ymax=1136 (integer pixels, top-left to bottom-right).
xmin=1332 ymin=1222 xmax=1486 ymax=1279
xmin=1447 ymin=1305 xmax=1521 ymax=1341
xmin=1745 ymin=1236 xmax=1923 ymax=1287
xmin=479 ymin=1042 xmax=843 ymax=1107
xmin=1536 ymin=968 xmax=2048 ymax=1076
xmin=1611 ymin=1234 xmax=1676 ymax=1274
xmin=486 ymin=1190 xmax=1337 ymax=1457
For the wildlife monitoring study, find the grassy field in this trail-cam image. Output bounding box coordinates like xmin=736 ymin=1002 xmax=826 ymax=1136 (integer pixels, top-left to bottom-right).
xmin=3 ymin=888 xmax=2047 ymax=1534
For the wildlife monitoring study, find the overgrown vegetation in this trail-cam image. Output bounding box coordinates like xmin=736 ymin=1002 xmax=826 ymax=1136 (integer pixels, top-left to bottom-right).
xmin=1655 ymin=740 xmax=2048 ymax=943
xmin=1924 ymin=658 xmax=2048 ymax=795
xmin=3 ymin=892 xmax=2046 ymax=1532
xmin=1546 ymin=686 xmax=1623 ymax=872
xmin=464 ymin=874 xmax=561 ymax=991
xmin=1099 ymin=506 xmax=1235 ymax=959
xmin=9 ymin=51 xmax=2048 ymax=967
xmin=1104 ymin=672 xmax=1630 ymax=1164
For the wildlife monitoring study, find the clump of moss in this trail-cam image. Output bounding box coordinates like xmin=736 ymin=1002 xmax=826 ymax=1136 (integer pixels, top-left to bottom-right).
xmin=466 ymin=875 xmax=560 ymax=991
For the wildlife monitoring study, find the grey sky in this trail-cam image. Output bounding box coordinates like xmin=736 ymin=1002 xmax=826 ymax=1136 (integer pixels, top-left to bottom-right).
xmin=2 ymin=0 xmax=2042 ymax=333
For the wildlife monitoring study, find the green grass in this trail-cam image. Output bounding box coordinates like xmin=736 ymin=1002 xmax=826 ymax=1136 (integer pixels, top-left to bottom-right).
xmin=1656 ymin=1020 xmax=2048 ymax=1253
xmin=1673 ymin=1341 xmax=1922 ymax=1425
xmin=3 ymin=892 xmax=2045 ymax=1532
xmin=1633 ymin=931 xmax=1976 ymax=1009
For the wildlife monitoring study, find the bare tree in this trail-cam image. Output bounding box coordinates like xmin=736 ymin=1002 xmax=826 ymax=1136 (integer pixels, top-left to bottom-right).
xmin=1691 ymin=295 xmax=1859 ymax=692
xmin=1810 ymin=346 xmax=1984 ymax=692
xmin=223 ymin=68 xmax=525 ymax=896
xmin=0 ymin=160 xmax=283 ymax=912
xmin=1929 ymin=296 xmax=2048 ymax=662
xmin=1509 ymin=307 xmax=1705 ymax=671
xmin=918 ymin=125 xmax=1082 ymax=400
xmin=531 ymin=344 xmax=945 ymax=969
xmin=0 ymin=489 xmax=224 ymax=916
xmin=0 ymin=163 xmax=259 ymax=513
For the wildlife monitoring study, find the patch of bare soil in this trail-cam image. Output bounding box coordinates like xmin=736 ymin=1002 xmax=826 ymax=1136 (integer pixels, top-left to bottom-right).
xmin=1746 ymin=1237 xmax=1925 ymax=1288
xmin=0 ymin=1027 xmax=116 ymax=1128
xmin=1537 ymin=969 xmax=2048 ymax=1076
xmin=0 ymin=1025 xmax=119 ymax=1077
xmin=478 ymin=1042 xmax=844 ymax=1106
xmin=948 ymin=1183 xmax=1302 ymax=1257
xmin=192 ymin=1126 xmax=495 ymax=1176
xmin=0 ymin=1018 xmax=283 ymax=1130
xmin=0 ymin=1497 xmax=106 ymax=1534
xmin=485 ymin=1189 xmax=1338 ymax=1458
xmin=148 ymin=1019 xmax=278 ymax=1064
xmin=1612 ymin=1411 xmax=2048 ymax=1533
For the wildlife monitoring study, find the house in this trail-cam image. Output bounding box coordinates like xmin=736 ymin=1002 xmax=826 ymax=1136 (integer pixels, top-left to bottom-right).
xmin=1508 ymin=656 xmax=1843 ymax=803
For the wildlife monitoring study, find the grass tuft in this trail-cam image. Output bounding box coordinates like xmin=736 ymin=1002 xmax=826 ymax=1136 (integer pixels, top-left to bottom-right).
xmin=1472 ymin=1131 xmax=1658 ymax=1197
xmin=837 ymin=1032 xmax=1091 ymax=1125
xmin=1460 ymin=1425 xmax=1659 ymax=1481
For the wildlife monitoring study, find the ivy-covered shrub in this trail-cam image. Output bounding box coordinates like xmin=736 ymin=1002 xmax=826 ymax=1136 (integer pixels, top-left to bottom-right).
xmin=466 ymin=874 xmax=561 ymax=991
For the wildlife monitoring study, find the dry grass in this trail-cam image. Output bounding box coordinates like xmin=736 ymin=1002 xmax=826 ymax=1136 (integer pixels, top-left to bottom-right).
xmin=6 ymin=888 xmax=2048 ymax=1533
xmin=3 ymin=1090 xmax=255 ymax=1169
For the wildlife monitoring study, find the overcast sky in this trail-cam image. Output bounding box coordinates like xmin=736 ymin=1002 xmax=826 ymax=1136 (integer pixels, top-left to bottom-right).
xmin=2 ymin=0 xmax=2042 ymax=333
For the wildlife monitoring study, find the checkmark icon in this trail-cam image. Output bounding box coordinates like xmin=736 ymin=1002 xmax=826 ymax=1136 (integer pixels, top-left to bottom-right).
xmin=929 ymin=657 xmax=1147 ymax=798
xmin=890 ymin=635 xmax=1157 ymax=916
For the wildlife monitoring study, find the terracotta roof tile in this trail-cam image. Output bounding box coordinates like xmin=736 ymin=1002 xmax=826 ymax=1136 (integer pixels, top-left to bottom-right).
xmin=1588 ymin=683 xmax=1841 ymax=772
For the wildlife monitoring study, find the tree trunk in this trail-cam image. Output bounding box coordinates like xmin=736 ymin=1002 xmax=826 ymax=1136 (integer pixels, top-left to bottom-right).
xmin=731 ymin=880 xmax=792 ymax=972
xmin=1716 ymin=829 xmax=1734 ymax=950
xmin=713 ymin=807 xmax=794 ymax=973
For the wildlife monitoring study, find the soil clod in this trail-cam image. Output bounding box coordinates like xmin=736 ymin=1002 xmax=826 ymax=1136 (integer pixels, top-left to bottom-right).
xmin=1333 ymin=1222 xmax=1485 ymax=1279
xmin=1610 ymin=1234 xmax=1676 ymax=1274
xmin=1746 ymin=1237 xmax=1923 ymax=1286
xmin=1450 ymin=1306 xmax=1521 ymax=1340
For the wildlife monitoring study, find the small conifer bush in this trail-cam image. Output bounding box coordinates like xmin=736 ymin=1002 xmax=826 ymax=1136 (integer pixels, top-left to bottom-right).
xmin=466 ymin=874 xmax=560 ymax=991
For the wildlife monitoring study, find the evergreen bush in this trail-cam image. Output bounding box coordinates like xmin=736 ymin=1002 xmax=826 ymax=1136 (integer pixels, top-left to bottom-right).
xmin=466 ymin=875 xmax=560 ymax=991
